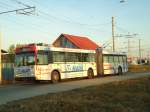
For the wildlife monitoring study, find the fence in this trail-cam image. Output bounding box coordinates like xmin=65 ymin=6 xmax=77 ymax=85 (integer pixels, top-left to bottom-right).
xmin=1 ymin=54 xmax=14 ymax=84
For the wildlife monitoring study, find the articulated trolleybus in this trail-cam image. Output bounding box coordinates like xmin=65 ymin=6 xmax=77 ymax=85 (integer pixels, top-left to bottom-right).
xmin=15 ymin=43 xmax=128 ymax=83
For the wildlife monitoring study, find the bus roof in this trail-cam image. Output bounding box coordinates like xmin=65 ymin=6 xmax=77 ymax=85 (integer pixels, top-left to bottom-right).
xmin=15 ymin=43 xmax=126 ymax=55
xmin=15 ymin=43 xmax=96 ymax=54
xmin=103 ymin=50 xmax=127 ymax=56
xmin=36 ymin=46 xmax=96 ymax=53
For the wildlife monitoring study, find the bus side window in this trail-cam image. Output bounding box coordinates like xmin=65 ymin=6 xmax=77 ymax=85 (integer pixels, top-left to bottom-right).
xmin=82 ymin=53 xmax=88 ymax=62
xmin=109 ymin=55 xmax=114 ymax=63
xmin=123 ymin=56 xmax=127 ymax=63
xmin=119 ymin=56 xmax=123 ymax=63
xmin=82 ymin=53 xmax=95 ymax=62
xmin=48 ymin=52 xmax=53 ymax=63
xmin=114 ymin=56 xmax=118 ymax=63
xmin=72 ymin=53 xmax=78 ymax=62
xmin=76 ymin=53 xmax=82 ymax=62
xmin=103 ymin=55 xmax=109 ymax=63
xmin=88 ymin=53 xmax=95 ymax=62
xmin=53 ymin=52 xmax=65 ymax=62
xmin=37 ymin=52 xmax=48 ymax=65
xmin=65 ymin=52 xmax=76 ymax=62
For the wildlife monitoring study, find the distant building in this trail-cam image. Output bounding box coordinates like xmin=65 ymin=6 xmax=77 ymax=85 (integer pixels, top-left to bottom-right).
xmin=53 ymin=34 xmax=100 ymax=50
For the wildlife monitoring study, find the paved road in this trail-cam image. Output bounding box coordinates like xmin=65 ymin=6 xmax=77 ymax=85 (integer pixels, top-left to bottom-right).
xmin=0 ymin=72 xmax=150 ymax=105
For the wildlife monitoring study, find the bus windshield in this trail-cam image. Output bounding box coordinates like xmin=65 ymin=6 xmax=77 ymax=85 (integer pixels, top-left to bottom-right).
xmin=15 ymin=52 xmax=35 ymax=67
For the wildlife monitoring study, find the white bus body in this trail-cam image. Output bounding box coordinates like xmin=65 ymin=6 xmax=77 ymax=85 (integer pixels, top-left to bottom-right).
xmin=15 ymin=45 xmax=97 ymax=81
xmin=103 ymin=51 xmax=128 ymax=75
xmin=15 ymin=44 xmax=128 ymax=82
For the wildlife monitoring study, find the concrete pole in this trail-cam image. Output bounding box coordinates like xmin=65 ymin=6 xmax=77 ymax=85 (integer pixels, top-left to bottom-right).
xmin=112 ymin=16 xmax=115 ymax=52
xmin=139 ymin=39 xmax=141 ymax=64
xmin=128 ymin=39 xmax=130 ymax=57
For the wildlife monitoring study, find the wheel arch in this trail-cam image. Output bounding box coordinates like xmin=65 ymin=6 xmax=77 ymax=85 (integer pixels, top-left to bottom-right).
xmin=88 ymin=67 xmax=94 ymax=71
xmin=87 ymin=67 xmax=94 ymax=78
xmin=118 ymin=65 xmax=122 ymax=70
xmin=118 ymin=66 xmax=123 ymax=75
xmin=51 ymin=69 xmax=61 ymax=80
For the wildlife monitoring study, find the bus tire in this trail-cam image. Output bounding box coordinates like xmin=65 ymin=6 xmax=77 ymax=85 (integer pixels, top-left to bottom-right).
xmin=87 ymin=68 xmax=94 ymax=79
xmin=118 ymin=67 xmax=123 ymax=75
xmin=51 ymin=70 xmax=60 ymax=83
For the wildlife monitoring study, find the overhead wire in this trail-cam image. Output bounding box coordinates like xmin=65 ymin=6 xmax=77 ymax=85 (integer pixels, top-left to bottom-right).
xmin=1 ymin=0 xmax=114 ymax=49
xmin=2 ymin=0 xmax=112 ymax=37
xmin=0 ymin=0 xmax=52 ymax=35
xmin=26 ymin=0 xmax=112 ymax=32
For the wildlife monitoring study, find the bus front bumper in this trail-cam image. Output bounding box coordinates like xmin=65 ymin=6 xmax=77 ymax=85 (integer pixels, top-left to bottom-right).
xmin=15 ymin=77 xmax=36 ymax=81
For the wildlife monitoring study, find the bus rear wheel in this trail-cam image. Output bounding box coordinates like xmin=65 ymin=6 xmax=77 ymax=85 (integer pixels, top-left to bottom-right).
xmin=51 ymin=71 xmax=60 ymax=83
xmin=87 ymin=69 xmax=94 ymax=79
xmin=118 ymin=67 xmax=123 ymax=75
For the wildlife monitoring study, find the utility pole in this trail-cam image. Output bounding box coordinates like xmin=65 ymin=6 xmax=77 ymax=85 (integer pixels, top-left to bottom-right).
xmin=0 ymin=32 xmax=1 ymax=84
xmin=127 ymin=38 xmax=130 ymax=57
xmin=139 ymin=39 xmax=141 ymax=63
xmin=112 ymin=16 xmax=115 ymax=52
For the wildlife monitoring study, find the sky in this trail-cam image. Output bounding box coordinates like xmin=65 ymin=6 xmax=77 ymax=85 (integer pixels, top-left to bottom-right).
xmin=0 ymin=0 xmax=150 ymax=57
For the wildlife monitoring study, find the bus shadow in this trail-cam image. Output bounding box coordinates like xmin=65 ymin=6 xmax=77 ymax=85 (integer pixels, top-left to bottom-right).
xmin=14 ymin=73 xmax=126 ymax=86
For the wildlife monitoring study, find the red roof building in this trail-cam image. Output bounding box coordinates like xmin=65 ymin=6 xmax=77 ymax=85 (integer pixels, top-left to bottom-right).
xmin=53 ymin=34 xmax=100 ymax=50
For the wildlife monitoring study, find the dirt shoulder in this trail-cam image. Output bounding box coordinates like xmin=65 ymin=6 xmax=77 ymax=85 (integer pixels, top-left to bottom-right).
xmin=0 ymin=75 xmax=150 ymax=112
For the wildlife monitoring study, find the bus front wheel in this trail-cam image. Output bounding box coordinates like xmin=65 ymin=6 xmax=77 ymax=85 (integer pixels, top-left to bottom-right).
xmin=87 ymin=69 xmax=94 ymax=79
xmin=51 ymin=70 xmax=60 ymax=83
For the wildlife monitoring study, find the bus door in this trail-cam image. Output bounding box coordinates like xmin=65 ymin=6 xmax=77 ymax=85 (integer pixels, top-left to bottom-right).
xmin=35 ymin=51 xmax=49 ymax=80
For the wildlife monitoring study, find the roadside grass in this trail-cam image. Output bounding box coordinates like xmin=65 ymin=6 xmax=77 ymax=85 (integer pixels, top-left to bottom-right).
xmin=129 ymin=64 xmax=150 ymax=72
xmin=0 ymin=76 xmax=150 ymax=112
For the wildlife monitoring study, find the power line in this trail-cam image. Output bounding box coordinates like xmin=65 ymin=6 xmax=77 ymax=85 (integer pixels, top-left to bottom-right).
xmin=1 ymin=16 xmax=52 ymax=35
xmin=0 ymin=0 xmax=112 ymax=35
xmin=0 ymin=1 xmax=17 ymax=9
xmin=115 ymin=25 xmax=130 ymax=33
xmin=0 ymin=4 xmax=111 ymax=34
xmin=28 ymin=0 xmax=111 ymax=28
xmin=1 ymin=0 xmax=113 ymax=51
xmin=0 ymin=7 xmax=35 ymax=15
xmin=0 ymin=1 xmax=36 ymax=84
xmin=34 ymin=10 xmax=111 ymax=34
xmin=13 ymin=0 xmax=31 ymax=8
xmin=39 ymin=10 xmax=111 ymax=28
